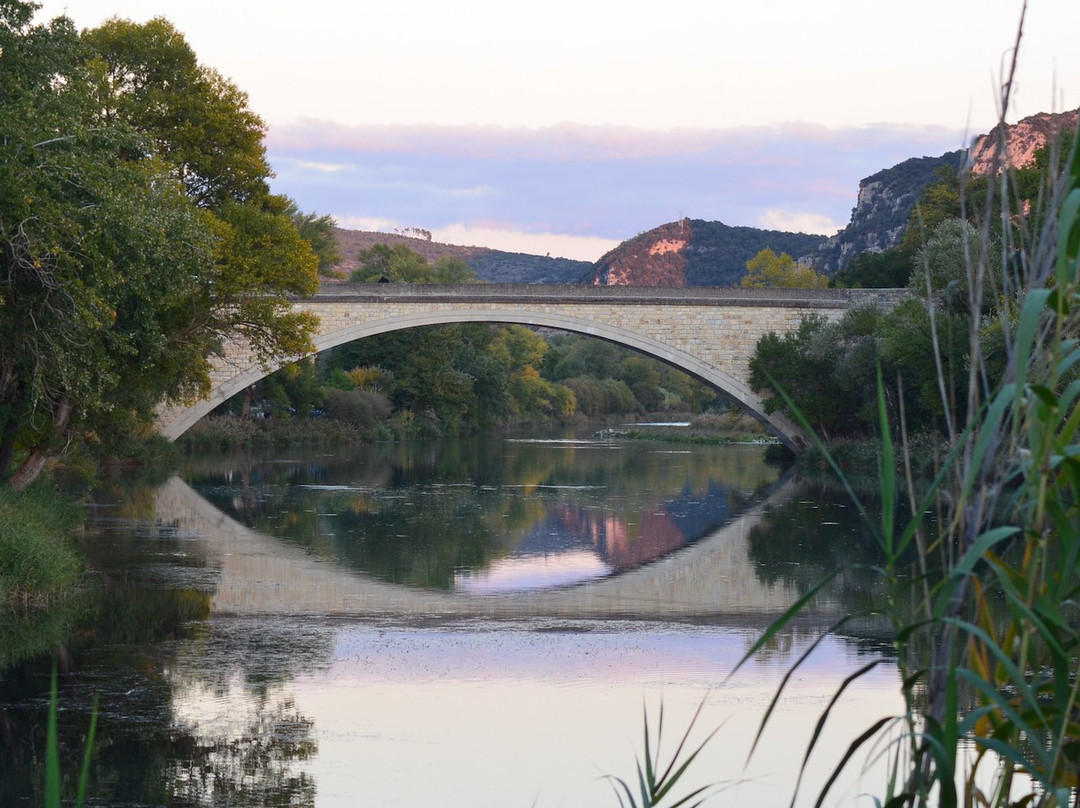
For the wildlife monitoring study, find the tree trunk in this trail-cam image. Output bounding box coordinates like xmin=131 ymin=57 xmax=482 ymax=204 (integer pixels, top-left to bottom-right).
xmin=7 ymin=394 xmax=72 ymax=492
xmin=240 ymin=384 xmax=252 ymax=420
xmin=8 ymin=448 xmax=51 ymax=492
xmin=0 ymin=415 xmax=17 ymax=480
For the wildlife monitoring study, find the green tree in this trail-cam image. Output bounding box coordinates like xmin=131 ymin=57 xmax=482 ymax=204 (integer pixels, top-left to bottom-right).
xmin=748 ymin=314 xmax=849 ymax=437
xmin=741 ymin=248 xmax=829 ymax=288
xmin=349 ymin=243 xmax=475 ymax=284
xmin=285 ymin=199 xmax=341 ymax=276
xmin=909 ymin=218 xmax=999 ymax=314
xmin=82 ymin=16 xmax=270 ymax=207
xmin=829 ymin=247 xmax=913 ymax=288
xmin=0 ymin=5 xmax=318 ymax=490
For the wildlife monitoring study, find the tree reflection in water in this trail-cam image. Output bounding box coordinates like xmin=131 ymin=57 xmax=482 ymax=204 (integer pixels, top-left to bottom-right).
xmin=0 ymin=508 xmax=326 ymax=807
xmin=187 ymin=437 xmax=782 ymax=590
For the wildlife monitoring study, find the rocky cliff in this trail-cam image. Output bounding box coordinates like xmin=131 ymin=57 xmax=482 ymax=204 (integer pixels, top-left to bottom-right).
xmin=813 ymin=150 xmax=965 ymax=272
xmin=967 ymin=109 xmax=1079 ymax=174
xmin=817 ymin=109 xmax=1078 ymax=271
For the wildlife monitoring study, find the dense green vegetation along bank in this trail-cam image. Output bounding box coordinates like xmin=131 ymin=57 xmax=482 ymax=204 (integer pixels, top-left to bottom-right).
xmin=0 ymin=485 xmax=82 ymax=608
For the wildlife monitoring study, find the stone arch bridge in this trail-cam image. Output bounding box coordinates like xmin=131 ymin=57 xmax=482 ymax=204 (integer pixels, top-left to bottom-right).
xmin=156 ymin=284 xmax=901 ymax=449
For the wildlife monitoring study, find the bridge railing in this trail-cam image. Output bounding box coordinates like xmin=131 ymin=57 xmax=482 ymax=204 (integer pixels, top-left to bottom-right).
xmin=308 ymin=283 xmax=910 ymax=308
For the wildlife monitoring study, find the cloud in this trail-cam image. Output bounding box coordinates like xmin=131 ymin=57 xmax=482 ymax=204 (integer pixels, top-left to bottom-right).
xmin=756 ymin=210 xmax=845 ymax=236
xmin=429 ymin=225 xmax=620 ymax=262
xmin=334 ymin=215 xmax=398 ymax=232
xmin=294 ymin=159 xmax=349 ymax=173
xmin=266 ymin=121 xmax=969 ymax=258
xmin=267 ymin=120 xmax=967 ymax=164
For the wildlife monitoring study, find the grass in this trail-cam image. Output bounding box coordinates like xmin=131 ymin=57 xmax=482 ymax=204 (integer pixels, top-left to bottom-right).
xmin=0 ymin=483 xmax=84 ymax=608
xmin=745 ymin=112 xmax=1080 ymax=806
xmin=44 ymin=661 xmax=97 ymax=808
xmin=609 ymin=699 xmax=723 ymax=808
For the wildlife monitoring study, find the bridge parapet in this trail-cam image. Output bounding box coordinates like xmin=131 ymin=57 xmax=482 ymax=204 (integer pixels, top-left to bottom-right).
xmin=310 ymin=282 xmax=908 ymax=308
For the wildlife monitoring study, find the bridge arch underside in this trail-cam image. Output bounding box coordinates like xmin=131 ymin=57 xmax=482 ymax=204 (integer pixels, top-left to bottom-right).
xmin=161 ymin=309 xmax=806 ymax=450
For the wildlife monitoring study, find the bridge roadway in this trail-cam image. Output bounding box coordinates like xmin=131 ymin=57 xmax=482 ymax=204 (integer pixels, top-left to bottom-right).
xmin=153 ymin=474 xmax=842 ymax=620
xmin=156 ymin=283 xmax=904 ymax=449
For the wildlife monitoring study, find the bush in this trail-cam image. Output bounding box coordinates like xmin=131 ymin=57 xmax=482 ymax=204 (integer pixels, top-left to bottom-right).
xmin=324 ymin=388 xmax=393 ymax=428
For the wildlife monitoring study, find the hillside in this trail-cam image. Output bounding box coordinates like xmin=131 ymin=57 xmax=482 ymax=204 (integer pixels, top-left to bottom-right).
xmin=590 ymin=219 xmax=827 ymax=287
xmin=817 ymin=109 xmax=1078 ymax=272
xmin=813 ymin=150 xmax=966 ymax=272
xmin=329 ymin=110 xmax=1078 ymax=287
xmin=331 ymin=228 xmax=591 ymax=283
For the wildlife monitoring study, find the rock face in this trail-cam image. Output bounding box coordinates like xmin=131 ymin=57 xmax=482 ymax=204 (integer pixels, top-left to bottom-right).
xmin=592 ymin=220 xmax=692 ymax=286
xmin=817 ymin=109 xmax=1078 ymax=272
xmin=591 ymin=219 xmax=826 ymax=287
xmin=967 ymin=109 xmax=1079 ymax=174
xmin=813 ymin=151 xmax=965 ymax=272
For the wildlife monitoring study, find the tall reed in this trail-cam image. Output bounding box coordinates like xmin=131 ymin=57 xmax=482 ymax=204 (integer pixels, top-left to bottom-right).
xmin=615 ymin=10 xmax=1080 ymax=805
xmin=736 ymin=16 xmax=1080 ymax=805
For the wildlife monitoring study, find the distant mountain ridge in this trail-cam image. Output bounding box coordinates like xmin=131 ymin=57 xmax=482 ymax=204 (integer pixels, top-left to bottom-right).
xmin=332 ymin=228 xmax=591 ymax=283
xmin=330 ymin=109 xmax=1078 ymax=287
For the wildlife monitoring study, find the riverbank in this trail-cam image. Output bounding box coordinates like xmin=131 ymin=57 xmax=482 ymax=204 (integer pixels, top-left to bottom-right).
xmin=0 ymin=484 xmax=84 ymax=609
xmin=180 ymin=410 xmax=773 ymax=452
xmin=594 ymin=412 xmax=774 ymax=444
xmin=0 ymin=484 xmax=90 ymax=671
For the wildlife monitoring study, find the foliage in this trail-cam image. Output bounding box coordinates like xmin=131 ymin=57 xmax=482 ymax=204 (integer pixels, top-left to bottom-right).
xmin=464 ymin=249 xmax=591 ymax=283
xmin=740 ymin=248 xmax=829 ymax=288
xmin=349 ymin=242 xmax=475 ymax=283
xmin=284 ymin=198 xmax=341 ymax=275
xmin=609 ymin=700 xmax=719 ymax=808
xmin=45 ymin=663 xmax=97 ymax=808
xmin=909 ymin=218 xmax=1000 ymax=314
xmin=595 ymin=219 xmax=827 ymax=287
xmin=736 ymin=70 xmax=1080 ymax=807
xmin=679 ymin=220 xmax=827 ymax=286
xmin=0 ymin=4 xmax=319 ymax=490
xmin=748 ymin=314 xmax=862 ymax=437
xmin=323 ymin=388 xmax=392 ymax=428
xmin=751 ymin=234 xmax=989 ymax=438
xmin=829 ymin=247 xmax=914 ymax=288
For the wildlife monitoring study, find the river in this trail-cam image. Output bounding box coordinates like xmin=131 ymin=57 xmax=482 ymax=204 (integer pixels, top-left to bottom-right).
xmin=0 ymin=432 xmax=901 ymax=806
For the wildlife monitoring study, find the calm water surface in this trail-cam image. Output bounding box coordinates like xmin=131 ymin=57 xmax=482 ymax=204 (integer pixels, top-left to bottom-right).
xmin=0 ymin=434 xmax=900 ymax=806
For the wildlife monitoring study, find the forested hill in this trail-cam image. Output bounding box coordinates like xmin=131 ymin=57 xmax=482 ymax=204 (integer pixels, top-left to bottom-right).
xmin=590 ymin=219 xmax=827 ymax=286
xmin=332 ymin=228 xmax=592 ymax=283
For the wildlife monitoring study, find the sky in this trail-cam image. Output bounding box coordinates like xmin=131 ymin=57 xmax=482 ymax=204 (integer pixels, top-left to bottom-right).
xmin=36 ymin=0 xmax=1080 ymax=261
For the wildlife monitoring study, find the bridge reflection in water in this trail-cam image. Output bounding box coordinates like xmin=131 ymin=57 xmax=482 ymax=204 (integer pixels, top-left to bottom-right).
xmin=153 ymin=474 xmax=840 ymax=619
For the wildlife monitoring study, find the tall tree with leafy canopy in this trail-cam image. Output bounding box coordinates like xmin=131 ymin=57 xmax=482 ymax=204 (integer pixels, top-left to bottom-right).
xmin=0 ymin=3 xmax=319 ymax=490
xmin=740 ymin=248 xmax=829 ymax=288
xmin=284 ymin=199 xmax=341 ymax=276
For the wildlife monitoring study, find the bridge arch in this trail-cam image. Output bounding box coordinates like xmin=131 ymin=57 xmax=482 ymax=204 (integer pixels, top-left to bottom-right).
xmin=160 ymin=306 xmax=805 ymax=449
xmin=158 ymin=284 xmax=903 ymax=448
